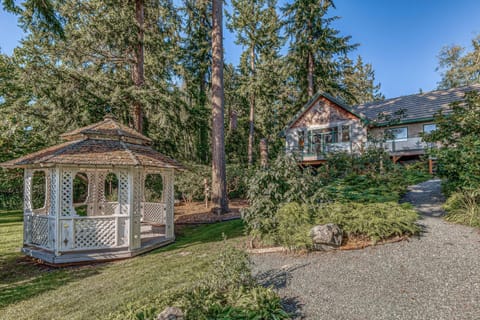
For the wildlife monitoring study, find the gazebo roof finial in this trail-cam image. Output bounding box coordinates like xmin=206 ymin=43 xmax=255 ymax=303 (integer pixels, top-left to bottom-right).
xmin=103 ymin=105 xmax=117 ymax=121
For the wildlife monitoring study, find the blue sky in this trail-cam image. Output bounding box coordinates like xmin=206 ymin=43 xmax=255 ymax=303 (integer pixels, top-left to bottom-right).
xmin=1 ymin=0 xmax=479 ymax=98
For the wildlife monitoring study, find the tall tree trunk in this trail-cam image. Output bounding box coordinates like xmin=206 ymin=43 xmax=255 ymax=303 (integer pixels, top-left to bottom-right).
xmin=247 ymin=45 xmax=255 ymax=165
xmin=307 ymin=51 xmax=314 ymax=97
xmin=211 ymin=0 xmax=228 ymax=214
xmin=132 ymin=0 xmax=144 ymax=133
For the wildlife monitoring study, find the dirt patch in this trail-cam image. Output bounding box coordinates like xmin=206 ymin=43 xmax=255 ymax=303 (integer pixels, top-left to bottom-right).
xmin=174 ymin=199 xmax=248 ymax=224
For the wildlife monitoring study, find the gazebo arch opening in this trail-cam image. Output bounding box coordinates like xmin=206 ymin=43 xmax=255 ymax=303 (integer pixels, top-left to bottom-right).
xmin=73 ymin=172 xmax=88 ymax=216
xmin=1 ymin=115 xmax=183 ymax=264
xmin=31 ymin=170 xmax=47 ymax=213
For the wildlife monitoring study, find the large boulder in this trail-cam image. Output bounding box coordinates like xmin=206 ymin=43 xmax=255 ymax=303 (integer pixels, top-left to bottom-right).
xmin=310 ymin=224 xmax=343 ymax=250
xmin=157 ymin=307 xmax=184 ymax=320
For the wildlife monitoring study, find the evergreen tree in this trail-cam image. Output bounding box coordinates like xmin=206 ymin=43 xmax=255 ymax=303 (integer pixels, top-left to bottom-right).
xmin=3 ymin=0 xmax=186 ymax=156
xmin=180 ymin=0 xmax=212 ymax=163
xmin=341 ymin=55 xmax=384 ymax=105
xmin=283 ymin=0 xmax=357 ymax=104
xmin=437 ymin=35 xmax=480 ymax=89
xmin=227 ymin=0 xmax=285 ymax=164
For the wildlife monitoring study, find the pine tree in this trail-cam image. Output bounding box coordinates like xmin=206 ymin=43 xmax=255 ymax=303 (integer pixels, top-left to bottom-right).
xmin=211 ymin=0 xmax=228 ymax=213
xmin=437 ymin=35 xmax=480 ymax=89
xmin=4 ymin=0 xmax=186 ymax=155
xmin=227 ymin=0 xmax=285 ymax=164
xmin=341 ymin=55 xmax=384 ymax=105
xmin=180 ymin=0 xmax=212 ymax=163
xmin=283 ymin=0 xmax=357 ymax=104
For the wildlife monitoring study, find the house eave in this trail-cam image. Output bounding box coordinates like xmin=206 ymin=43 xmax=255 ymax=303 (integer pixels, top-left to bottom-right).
xmin=370 ymin=117 xmax=435 ymax=128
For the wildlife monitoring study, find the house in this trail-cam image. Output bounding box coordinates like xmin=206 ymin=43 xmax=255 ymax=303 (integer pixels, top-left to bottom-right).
xmin=283 ymin=84 xmax=480 ymax=166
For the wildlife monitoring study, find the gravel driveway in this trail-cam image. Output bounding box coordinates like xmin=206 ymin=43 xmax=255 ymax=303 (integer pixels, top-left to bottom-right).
xmin=251 ymin=179 xmax=480 ymax=320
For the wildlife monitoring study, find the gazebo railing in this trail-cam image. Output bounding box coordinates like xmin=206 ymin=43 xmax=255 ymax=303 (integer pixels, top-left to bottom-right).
xmin=25 ymin=214 xmax=53 ymax=250
xmin=141 ymin=202 xmax=166 ymax=225
xmin=102 ymin=202 xmax=120 ymax=215
xmin=59 ymin=215 xmax=129 ymax=251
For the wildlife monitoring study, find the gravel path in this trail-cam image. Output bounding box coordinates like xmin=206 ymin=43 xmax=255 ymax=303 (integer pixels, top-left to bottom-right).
xmin=251 ymin=179 xmax=480 ymax=320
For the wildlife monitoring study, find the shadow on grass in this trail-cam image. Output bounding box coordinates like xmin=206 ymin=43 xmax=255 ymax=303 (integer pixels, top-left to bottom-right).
xmin=0 ymin=210 xmax=102 ymax=309
xmin=0 ymin=260 xmax=102 ymax=309
xmin=155 ymin=219 xmax=245 ymax=254
xmin=0 ymin=210 xmax=24 ymax=224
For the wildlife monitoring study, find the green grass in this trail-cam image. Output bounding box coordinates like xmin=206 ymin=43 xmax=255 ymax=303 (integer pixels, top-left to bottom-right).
xmin=0 ymin=211 xmax=246 ymax=320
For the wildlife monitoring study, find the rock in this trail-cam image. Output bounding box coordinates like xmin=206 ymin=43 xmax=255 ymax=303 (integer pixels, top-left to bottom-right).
xmin=157 ymin=307 xmax=184 ymax=320
xmin=310 ymin=224 xmax=343 ymax=250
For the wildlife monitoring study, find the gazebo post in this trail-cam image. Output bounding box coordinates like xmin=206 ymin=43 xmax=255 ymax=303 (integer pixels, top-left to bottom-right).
xmin=50 ymin=167 xmax=61 ymax=256
xmin=23 ymin=169 xmax=33 ymax=244
xmin=129 ymin=167 xmax=142 ymax=250
xmin=163 ymin=169 xmax=174 ymax=239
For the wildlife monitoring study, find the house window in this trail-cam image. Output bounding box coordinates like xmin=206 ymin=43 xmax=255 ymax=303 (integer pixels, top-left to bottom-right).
xmin=386 ymin=127 xmax=408 ymax=141
xmin=341 ymin=125 xmax=350 ymax=142
xmin=423 ymin=124 xmax=437 ymax=134
xmin=298 ymin=130 xmax=305 ymax=150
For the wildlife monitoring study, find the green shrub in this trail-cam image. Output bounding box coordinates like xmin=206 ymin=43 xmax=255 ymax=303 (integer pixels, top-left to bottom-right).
xmin=275 ymin=202 xmax=313 ymax=250
xmin=444 ymin=190 xmax=480 ymax=228
xmin=129 ymin=244 xmax=290 ymax=320
xmin=402 ymin=160 xmax=432 ymax=185
xmin=313 ymin=202 xmax=420 ymax=242
xmin=268 ymin=201 xmax=419 ymax=249
xmin=242 ymin=154 xmax=325 ymax=244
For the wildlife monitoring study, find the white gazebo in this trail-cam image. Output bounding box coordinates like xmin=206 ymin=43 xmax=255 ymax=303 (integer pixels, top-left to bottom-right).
xmin=1 ymin=115 xmax=183 ymax=264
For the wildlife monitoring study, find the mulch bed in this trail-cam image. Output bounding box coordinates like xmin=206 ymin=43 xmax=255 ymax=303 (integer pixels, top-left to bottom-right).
xmin=174 ymin=199 xmax=246 ymax=224
xmin=247 ymin=234 xmax=411 ymax=254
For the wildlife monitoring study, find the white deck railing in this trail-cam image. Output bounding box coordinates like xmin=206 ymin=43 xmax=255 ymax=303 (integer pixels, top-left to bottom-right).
xmin=287 ymin=137 xmax=431 ymax=160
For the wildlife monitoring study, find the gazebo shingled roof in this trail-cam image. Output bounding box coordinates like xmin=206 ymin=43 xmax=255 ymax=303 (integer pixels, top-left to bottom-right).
xmin=1 ymin=115 xmax=184 ymax=169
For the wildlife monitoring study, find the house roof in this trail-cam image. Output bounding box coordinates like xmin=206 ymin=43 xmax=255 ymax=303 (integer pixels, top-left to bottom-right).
xmin=1 ymin=115 xmax=184 ymax=170
xmin=282 ymin=91 xmax=366 ymax=133
xmin=283 ymin=84 xmax=480 ymax=133
xmin=352 ymin=83 xmax=480 ymax=126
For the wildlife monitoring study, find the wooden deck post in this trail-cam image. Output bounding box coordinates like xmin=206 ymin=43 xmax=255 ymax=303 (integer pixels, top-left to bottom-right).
xmin=428 ymin=158 xmax=433 ymax=175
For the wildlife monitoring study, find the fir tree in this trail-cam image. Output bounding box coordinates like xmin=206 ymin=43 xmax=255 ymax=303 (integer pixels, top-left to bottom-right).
xmin=227 ymin=0 xmax=285 ymax=164
xmin=437 ymin=35 xmax=480 ymax=89
xmin=341 ymin=55 xmax=384 ymax=105
xmin=283 ymin=0 xmax=357 ymax=104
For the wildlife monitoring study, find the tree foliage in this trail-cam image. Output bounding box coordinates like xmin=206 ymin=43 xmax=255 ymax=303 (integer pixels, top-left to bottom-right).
xmin=437 ymin=35 xmax=480 ymax=89
xmin=423 ymin=91 xmax=480 ymax=193
xmin=0 ymin=1 xmax=386 ymax=208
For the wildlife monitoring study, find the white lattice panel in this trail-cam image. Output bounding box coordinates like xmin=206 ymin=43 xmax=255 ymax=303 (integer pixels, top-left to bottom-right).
xmin=118 ymin=171 xmax=129 ymax=215
xmin=74 ymin=218 xmax=116 ymax=249
xmin=61 ymin=170 xmax=75 ymax=216
xmin=141 ymin=202 xmax=166 ymax=224
xmin=103 ymin=202 xmax=119 ymax=215
xmin=49 ymin=169 xmax=58 ymax=216
xmin=30 ymin=215 xmax=50 ymax=248
xmin=24 ymin=170 xmax=33 ymax=212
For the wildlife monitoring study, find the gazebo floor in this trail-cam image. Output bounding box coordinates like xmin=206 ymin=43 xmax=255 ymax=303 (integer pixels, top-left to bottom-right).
xmin=22 ymin=223 xmax=174 ymax=265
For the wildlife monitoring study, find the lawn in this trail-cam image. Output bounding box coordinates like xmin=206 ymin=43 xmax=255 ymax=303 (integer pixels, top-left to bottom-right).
xmin=0 ymin=210 xmax=246 ymax=320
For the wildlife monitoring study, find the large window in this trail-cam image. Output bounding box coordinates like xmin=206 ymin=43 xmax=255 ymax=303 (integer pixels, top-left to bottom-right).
xmin=386 ymin=127 xmax=408 ymax=141
xmin=423 ymin=124 xmax=437 ymax=134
